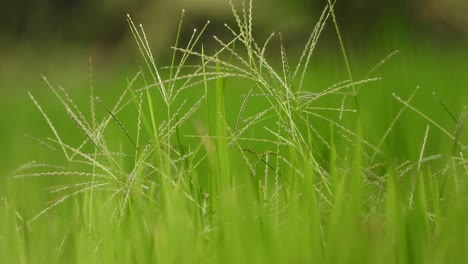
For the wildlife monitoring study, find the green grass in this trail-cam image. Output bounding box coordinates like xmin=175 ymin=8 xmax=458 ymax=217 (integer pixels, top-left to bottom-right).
xmin=1 ymin=1 xmax=467 ymax=263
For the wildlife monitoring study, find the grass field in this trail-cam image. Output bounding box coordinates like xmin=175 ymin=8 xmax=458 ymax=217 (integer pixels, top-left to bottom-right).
xmin=1 ymin=1 xmax=467 ymax=263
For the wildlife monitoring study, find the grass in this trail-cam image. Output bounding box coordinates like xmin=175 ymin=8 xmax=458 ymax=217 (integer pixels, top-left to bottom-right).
xmin=1 ymin=0 xmax=467 ymax=263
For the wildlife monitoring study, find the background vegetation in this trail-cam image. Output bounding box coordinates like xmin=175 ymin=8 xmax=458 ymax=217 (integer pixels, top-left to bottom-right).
xmin=1 ymin=0 xmax=467 ymax=263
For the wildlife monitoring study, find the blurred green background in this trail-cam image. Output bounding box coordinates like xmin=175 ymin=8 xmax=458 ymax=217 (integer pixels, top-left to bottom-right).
xmin=2 ymin=0 xmax=467 ymax=94
xmin=1 ymin=0 xmax=468 ymax=189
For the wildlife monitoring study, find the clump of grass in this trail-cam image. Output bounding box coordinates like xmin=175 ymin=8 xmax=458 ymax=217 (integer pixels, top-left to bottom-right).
xmin=2 ymin=0 xmax=467 ymax=263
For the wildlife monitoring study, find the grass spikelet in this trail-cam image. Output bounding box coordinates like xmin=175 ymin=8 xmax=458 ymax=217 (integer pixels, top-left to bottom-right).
xmin=96 ymin=96 xmax=137 ymax=150
xmin=28 ymin=91 xmax=70 ymax=160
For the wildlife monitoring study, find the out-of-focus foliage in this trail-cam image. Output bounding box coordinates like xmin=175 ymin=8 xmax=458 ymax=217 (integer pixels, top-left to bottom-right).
xmin=2 ymin=0 xmax=467 ymax=47
xmin=0 ymin=0 xmax=147 ymax=45
xmin=418 ymin=0 xmax=468 ymax=33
